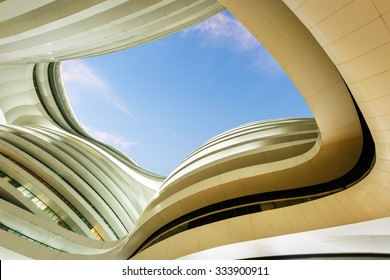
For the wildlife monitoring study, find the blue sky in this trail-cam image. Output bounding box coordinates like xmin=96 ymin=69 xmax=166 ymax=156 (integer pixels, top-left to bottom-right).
xmin=61 ymin=11 xmax=313 ymax=176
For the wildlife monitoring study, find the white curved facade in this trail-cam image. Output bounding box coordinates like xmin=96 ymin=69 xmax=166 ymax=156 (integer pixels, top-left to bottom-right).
xmin=0 ymin=0 xmax=389 ymax=259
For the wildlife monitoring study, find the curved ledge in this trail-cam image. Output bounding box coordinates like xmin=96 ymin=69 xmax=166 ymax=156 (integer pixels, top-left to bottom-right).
xmin=133 ymin=95 xmax=374 ymax=257
xmin=121 ymin=0 xmax=365 ymax=259
xmin=0 ymin=0 xmax=389 ymax=260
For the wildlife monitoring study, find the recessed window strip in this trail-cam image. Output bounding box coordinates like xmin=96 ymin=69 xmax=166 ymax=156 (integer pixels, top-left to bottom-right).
xmin=9 ymin=127 xmax=127 ymax=235
xmin=0 ymin=152 xmax=103 ymax=240
xmin=0 ymin=170 xmax=72 ymax=231
xmin=0 ymin=129 xmax=120 ymax=239
xmin=24 ymin=125 xmax=140 ymax=224
xmin=136 ymin=190 xmax=340 ymax=254
xmin=0 ymin=222 xmax=65 ymax=252
xmin=33 ymin=126 xmax=145 ymax=217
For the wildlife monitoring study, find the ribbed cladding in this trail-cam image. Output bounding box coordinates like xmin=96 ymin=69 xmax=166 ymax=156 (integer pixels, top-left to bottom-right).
xmin=23 ymin=126 xmax=144 ymax=224
xmin=0 ymin=0 xmax=223 ymax=63
xmin=66 ymin=0 xmax=225 ymax=60
xmin=0 ymin=0 xmax=57 ymax=23
xmin=0 ymin=196 xmax=125 ymax=257
xmin=0 ymin=125 xmax=122 ymax=240
xmin=120 ymin=118 xmax=320 ymax=259
xmin=0 ymin=168 xmax=74 ymax=233
xmin=151 ymin=118 xmax=319 ymax=207
xmin=0 ymin=64 xmax=53 ymax=127
xmin=129 ymin=106 xmax=375 ymax=259
xmin=34 ymin=63 xmax=85 ymax=136
xmin=179 ymin=118 xmax=318 ymax=171
xmin=29 ymin=127 xmax=146 ymax=214
xmin=12 ymin=126 xmax=146 ymax=236
xmin=0 ymin=119 xmax=165 ymax=257
xmin=0 ymin=61 xmax=166 ymax=243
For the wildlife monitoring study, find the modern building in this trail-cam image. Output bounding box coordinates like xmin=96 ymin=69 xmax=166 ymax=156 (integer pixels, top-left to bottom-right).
xmin=0 ymin=0 xmax=389 ymax=259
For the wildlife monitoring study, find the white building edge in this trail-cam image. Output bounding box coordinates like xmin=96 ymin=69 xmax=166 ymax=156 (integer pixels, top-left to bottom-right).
xmin=0 ymin=0 xmax=389 ymax=259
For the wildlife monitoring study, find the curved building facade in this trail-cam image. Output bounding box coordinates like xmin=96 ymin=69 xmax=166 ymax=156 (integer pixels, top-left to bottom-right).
xmin=0 ymin=0 xmax=389 ymax=259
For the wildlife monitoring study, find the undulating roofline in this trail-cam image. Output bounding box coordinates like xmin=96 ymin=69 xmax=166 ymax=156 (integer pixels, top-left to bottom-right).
xmin=0 ymin=0 xmax=389 ymax=260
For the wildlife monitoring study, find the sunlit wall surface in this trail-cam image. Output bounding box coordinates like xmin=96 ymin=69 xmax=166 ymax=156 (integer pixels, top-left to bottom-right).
xmin=0 ymin=0 xmax=390 ymax=259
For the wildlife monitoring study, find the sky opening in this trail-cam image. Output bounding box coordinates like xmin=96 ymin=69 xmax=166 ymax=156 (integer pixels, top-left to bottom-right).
xmin=61 ymin=11 xmax=313 ymax=176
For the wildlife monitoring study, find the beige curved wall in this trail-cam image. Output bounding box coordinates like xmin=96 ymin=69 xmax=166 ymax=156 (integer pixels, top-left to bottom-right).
xmin=128 ymin=0 xmax=390 ymax=259
xmin=1 ymin=0 xmax=389 ymax=260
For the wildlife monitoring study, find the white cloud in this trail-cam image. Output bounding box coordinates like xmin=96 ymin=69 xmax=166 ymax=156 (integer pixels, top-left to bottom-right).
xmin=251 ymin=49 xmax=283 ymax=74
xmin=183 ymin=11 xmax=259 ymax=52
xmin=61 ymin=60 xmax=135 ymax=119
xmin=91 ymin=130 xmax=138 ymax=150
xmin=82 ymin=123 xmax=138 ymax=151
xmin=183 ymin=11 xmax=282 ymax=74
xmin=62 ymin=60 xmax=108 ymax=89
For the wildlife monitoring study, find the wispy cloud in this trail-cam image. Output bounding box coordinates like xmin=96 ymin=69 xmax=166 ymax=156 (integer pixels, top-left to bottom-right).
xmin=61 ymin=60 xmax=134 ymax=119
xmin=182 ymin=11 xmax=282 ymax=74
xmin=183 ymin=11 xmax=259 ymax=52
xmin=62 ymin=60 xmax=108 ymax=90
xmin=250 ymin=48 xmax=283 ymax=75
xmin=82 ymin=123 xmax=138 ymax=151
xmin=91 ymin=130 xmax=138 ymax=150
